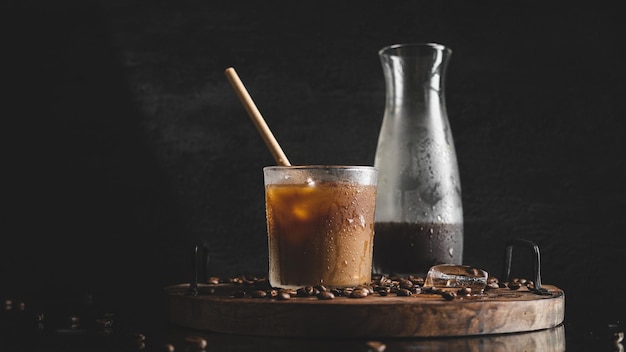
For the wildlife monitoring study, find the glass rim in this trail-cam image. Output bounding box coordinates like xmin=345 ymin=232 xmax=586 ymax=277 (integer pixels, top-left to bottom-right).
xmin=263 ymin=165 xmax=377 ymax=171
xmin=378 ymin=42 xmax=452 ymax=56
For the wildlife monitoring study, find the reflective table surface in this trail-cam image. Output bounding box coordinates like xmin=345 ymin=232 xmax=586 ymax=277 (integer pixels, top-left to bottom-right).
xmin=0 ymin=287 xmax=622 ymax=352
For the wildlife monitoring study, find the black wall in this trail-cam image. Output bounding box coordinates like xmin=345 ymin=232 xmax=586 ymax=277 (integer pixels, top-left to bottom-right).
xmin=2 ymin=1 xmax=624 ymax=323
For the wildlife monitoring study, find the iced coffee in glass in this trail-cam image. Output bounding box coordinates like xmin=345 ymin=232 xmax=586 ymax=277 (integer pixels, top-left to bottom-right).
xmin=264 ymin=166 xmax=378 ymax=289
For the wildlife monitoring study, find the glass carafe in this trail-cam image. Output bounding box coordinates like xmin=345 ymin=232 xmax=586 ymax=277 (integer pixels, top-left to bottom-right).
xmin=373 ymin=43 xmax=463 ymax=277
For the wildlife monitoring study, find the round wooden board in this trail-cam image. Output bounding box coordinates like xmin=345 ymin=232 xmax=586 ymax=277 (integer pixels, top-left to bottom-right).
xmin=164 ymin=283 xmax=565 ymax=338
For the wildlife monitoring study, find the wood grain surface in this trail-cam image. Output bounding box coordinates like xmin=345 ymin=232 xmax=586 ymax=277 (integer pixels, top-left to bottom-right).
xmin=164 ymin=283 xmax=565 ymax=338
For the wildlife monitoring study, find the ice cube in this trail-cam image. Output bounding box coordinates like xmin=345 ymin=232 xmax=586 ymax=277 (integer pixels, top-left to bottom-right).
xmin=424 ymin=264 xmax=488 ymax=293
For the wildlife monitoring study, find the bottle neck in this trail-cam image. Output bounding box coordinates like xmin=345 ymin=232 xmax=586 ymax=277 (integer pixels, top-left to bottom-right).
xmin=380 ymin=44 xmax=450 ymax=113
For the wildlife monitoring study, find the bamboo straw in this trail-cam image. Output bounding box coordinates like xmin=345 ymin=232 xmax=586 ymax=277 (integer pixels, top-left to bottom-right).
xmin=225 ymin=67 xmax=291 ymax=166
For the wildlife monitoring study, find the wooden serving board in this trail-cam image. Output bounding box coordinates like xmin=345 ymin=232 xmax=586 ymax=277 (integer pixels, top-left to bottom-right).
xmin=164 ymin=283 xmax=564 ymax=338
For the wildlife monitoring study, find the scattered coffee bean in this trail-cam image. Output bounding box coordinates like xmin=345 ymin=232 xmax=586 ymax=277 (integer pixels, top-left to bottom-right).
xmin=206 ymin=274 xmax=535 ymax=303
xmin=442 ymin=291 xmax=457 ymax=301
xmin=350 ymin=288 xmax=369 ymax=298
xmin=411 ymin=277 xmax=425 ymax=286
xmin=410 ymin=286 xmax=421 ymax=294
xmin=317 ymin=291 xmax=335 ymax=300
xmin=486 ymin=282 xmax=500 ymax=290
xmin=184 ymin=335 xmax=207 ymax=349
xmin=303 ymin=286 xmax=319 ymax=296
xmin=376 ymin=286 xmax=390 ymax=296
xmin=277 ymin=291 xmax=291 ymax=300
xmin=68 ymin=315 xmax=80 ymax=328
xmin=96 ymin=318 xmax=113 ymax=328
xmin=366 ymin=340 xmax=387 ymax=351
xmin=331 ymin=288 xmax=344 ymax=296
xmin=207 ymin=277 xmax=220 ymax=285
xmin=399 ymin=279 xmax=413 ymax=289
xmin=397 ymin=288 xmax=412 ymax=297
xmin=228 ymin=277 xmax=244 ymax=284
xmin=508 ymin=282 xmax=521 ymax=290
xmin=126 ymin=332 xmax=146 ymax=345
xmin=158 ymin=343 xmax=175 ymax=352
xmin=314 ymin=284 xmax=327 ymax=292
xmin=422 ymin=286 xmax=437 ymax=294
xmin=251 ymin=290 xmax=267 ymax=298
xmin=354 ymin=285 xmax=373 ymax=295
xmin=457 ymin=287 xmax=471 ymax=296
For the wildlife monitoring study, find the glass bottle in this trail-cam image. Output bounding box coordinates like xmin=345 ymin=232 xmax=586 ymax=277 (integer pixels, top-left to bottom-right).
xmin=373 ymin=43 xmax=463 ymax=277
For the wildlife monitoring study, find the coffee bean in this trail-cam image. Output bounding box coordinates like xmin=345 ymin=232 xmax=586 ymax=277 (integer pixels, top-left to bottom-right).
xmin=331 ymin=288 xmax=344 ymax=296
xmin=296 ymin=288 xmax=310 ymax=297
xmin=486 ymin=282 xmax=500 ymax=290
xmin=376 ymin=286 xmax=390 ymax=296
xmin=442 ymin=291 xmax=457 ymax=301
xmin=228 ymin=277 xmax=244 ymax=284
xmin=397 ymin=288 xmax=412 ymax=297
xmin=251 ymin=290 xmax=267 ymax=298
xmin=487 ymin=276 xmax=499 ymax=284
xmin=68 ymin=315 xmax=80 ymax=328
xmin=277 ymin=291 xmax=291 ymax=300
xmin=422 ymin=286 xmax=437 ymax=294
xmin=350 ymin=288 xmax=369 ymax=298
xmin=317 ymin=291 xmax=335 ymax=300
xmin=411 ymin=277 xmax=425 ymax=286
xmin=314 ymin=284 xmax=327 ymax=292
xmin=184 ymin=335 xmax=207 ymax=349
xmin=399 ymin=279 xmax=413 ymax=289
xmin=126 ymin=332 xmax=146 ymax=345
xmin=457 ymin=287 xmax=471 ymax=296
xmin=508 ymin=282 xmax=521 ymax=290
xmin=158 ymin=343 xmax=175 ymax=352
xmin=366 ymin=340 xmax=387 ymax=352
xmin=96 ymin=318 xmax=113 ymax=328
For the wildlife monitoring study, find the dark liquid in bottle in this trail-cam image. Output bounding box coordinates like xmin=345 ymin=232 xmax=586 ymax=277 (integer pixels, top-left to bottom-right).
xmin=373 ymin=222 xmax=463 ymax=276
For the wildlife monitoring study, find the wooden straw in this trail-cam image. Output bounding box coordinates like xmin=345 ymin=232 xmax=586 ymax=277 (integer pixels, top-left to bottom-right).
xmin=225 ymin=67 xmax=291 ymax=166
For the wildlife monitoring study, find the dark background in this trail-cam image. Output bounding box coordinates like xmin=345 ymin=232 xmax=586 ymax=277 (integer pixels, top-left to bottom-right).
xmin=1 ymin=0 xmax=624 ymax=346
